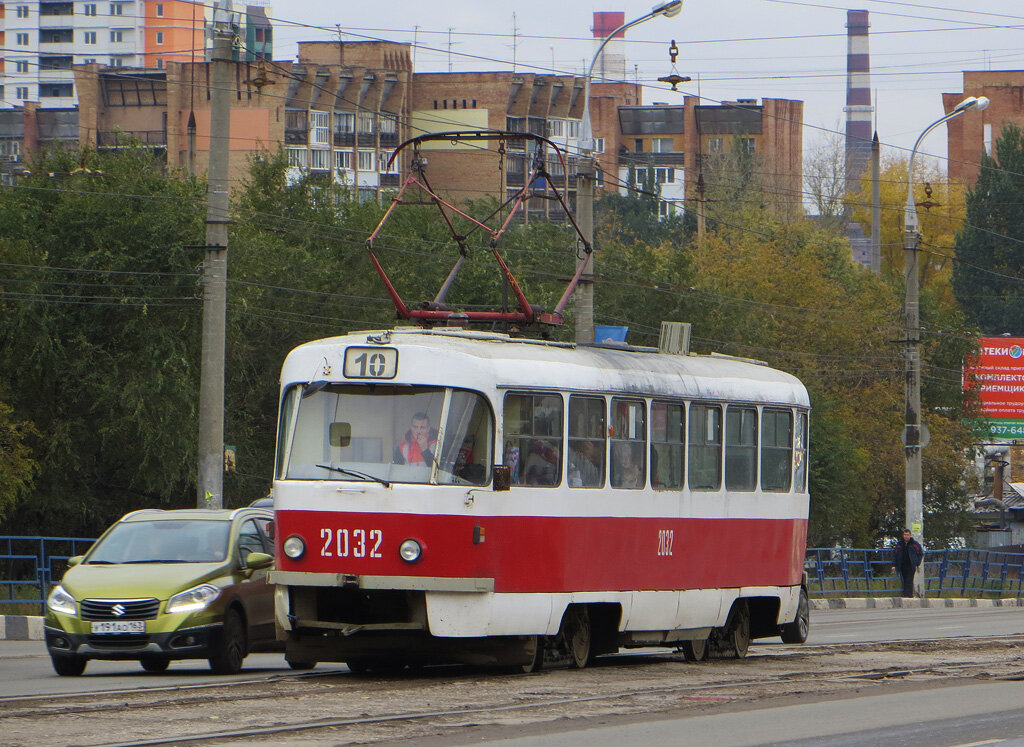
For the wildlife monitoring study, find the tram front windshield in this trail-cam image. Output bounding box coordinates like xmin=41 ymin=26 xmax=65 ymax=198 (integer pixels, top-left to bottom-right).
xmin=279 ymin=384 xmax=493 ymax=486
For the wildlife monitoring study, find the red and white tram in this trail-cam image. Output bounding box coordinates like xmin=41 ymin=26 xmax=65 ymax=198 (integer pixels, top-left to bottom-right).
xmin=270 ymin=326 xmax=811 ymax=671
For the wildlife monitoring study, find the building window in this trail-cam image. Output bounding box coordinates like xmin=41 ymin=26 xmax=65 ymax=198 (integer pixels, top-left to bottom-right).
xmin=286 ymin=148 xmax=307 ymax=168
xmin=16 ymin=87 xmax=29 ymax=100
xmin=310 ymin=149 xmax=329 ymax=171
xmin=707 ymin=137 xmax=723 ymax=154
xmin=335 ymin=150 xmax=352 ymax=170
xmin=594 ymin=137 xmax=605 ymax=154
xmin=155 ymin=2 xmax=163 ymax=15
xmin=84 ymin=3 xmax=97 ymax=14
xmin=378 ymin=150 xmax=396 ymax=173
xmin=84 ymin=58 xmax=96 ymax=64
xmin=111 ymin=30 xmax=123 ymax=42
xmin=16 ymin=34 xmax=29 ymax=46
xmin=15 ymin=61 xmax=29 ymax=73
xmin=110 ymin=57 xmax=124 ymax=67
xmin=548 ymin=119 xmax=565 ymax=138
xmin=16 ymin=5 xmax=29 ymax=17
xmin=334 ymin=111 xmax=354 ymax=134
xmin=379 ymin=113 xmax=397 ymax=135
xmin=155 ymin=31 xmax=164 ymax=45
xmin=109 ymin=3 xmax=123 ymax=14
xmin=84 ymin=31 xmax=97 ymax=44
xmin=310 ymin=111 xmax=330 ymax=146
xmin=655 ymin=167 xmax=674 ymax=184
xmin=254 ymin=27 xmax=264 ymax=42
xmin=357 ymin=111 xmax=374 ymax=135
xmin=357 ymin=150 xmax=374 ymax=171
xmin=634 ymin=138 xmax=644 ymax=152
xmin=739 ymin=137 xmax=755 ymax=154
xmin=156 ymin=58 xmax=163 ymax=69
xmin=652 ymin=137 xmax=674 ymax=154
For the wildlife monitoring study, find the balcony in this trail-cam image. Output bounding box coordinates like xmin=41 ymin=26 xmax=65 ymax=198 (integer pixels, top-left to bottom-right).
xmin=284 ymin=128 xmax=308 ymax=145
xmin=333 ymin=132 xmax=354 ymax=147
xmin=380 ymin=173 xmax=401 ymax=188
xmin=97 ymin=130 xmax=167 ymax=147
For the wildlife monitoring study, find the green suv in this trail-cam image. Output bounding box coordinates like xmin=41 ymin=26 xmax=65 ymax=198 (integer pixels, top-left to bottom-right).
xmin=44 ymin=507 xmax=289 ymax=676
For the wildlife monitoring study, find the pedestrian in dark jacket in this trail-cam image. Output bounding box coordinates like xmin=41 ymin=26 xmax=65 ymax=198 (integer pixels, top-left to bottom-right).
xmin=891 ymin=529 xmax=924 ymax=598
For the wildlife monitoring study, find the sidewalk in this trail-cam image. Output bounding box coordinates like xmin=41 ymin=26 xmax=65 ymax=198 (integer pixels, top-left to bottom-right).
xmin=6 ymin=597 xmax=1022 ymax=641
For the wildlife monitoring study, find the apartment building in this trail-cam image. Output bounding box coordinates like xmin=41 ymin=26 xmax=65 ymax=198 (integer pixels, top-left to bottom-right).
xmin=618 ymin=96 xmax=804 ymax=217
xmin=944 ymin=70 xmax=1024 ymax=186
xmin=0 ymin=1 xmax=270 ymax=109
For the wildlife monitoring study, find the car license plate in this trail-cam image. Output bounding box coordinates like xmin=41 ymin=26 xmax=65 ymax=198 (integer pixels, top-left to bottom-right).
xmin=91 ymin=620 xmax=145 ymax=634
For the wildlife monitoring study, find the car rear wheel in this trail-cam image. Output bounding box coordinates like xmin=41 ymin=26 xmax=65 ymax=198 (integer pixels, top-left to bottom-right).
xmin=140 ymin=656 xmax=170 ymax=673
xmin=51 ymin=654 xmax=87 ymax=676
xmin=209 ymin=608 xmax=247 ymax=674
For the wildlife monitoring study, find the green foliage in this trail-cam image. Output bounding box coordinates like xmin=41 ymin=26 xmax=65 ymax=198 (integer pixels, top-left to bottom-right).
xmin=953 ymin=122 xmax=1024 ymax=334
xmin=0 ymin=146 xmax=205 ymax=534
xmin=0 ymin=398 xmax=38 ymax=523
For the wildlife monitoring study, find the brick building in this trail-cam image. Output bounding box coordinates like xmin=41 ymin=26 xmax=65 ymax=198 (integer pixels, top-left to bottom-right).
xmin=944 ymin=70 xmax=1024 ymax=186
xmin=617 ymin=96 xmax=804 ymax=217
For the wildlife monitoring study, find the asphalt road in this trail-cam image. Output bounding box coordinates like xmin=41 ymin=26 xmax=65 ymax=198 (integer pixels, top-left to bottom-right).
xmin=3 ymin=605 xmax=1021 ymax=699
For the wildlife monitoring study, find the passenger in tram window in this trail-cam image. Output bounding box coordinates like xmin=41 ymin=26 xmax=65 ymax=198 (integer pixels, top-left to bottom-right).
xmin=393 ymin=411 xmax=438 ymax=465
xmin=568 ymin=440 xmax=603 ymax=488
xmin=523 ymin=439 xmax=559 ymax=485
xmin=611 ymin=442 xmax=643 ymax=489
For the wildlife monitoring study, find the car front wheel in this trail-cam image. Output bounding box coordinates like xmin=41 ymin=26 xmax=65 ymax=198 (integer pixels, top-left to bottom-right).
xmin=51 ymin=654 xmax=87 ymax=676
xmin=209 ymin=608 xmax=247 ymax=674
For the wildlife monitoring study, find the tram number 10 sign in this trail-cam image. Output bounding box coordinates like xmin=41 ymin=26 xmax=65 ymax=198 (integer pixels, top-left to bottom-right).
xmin=344 ymin=347 xmax=398 ymax=379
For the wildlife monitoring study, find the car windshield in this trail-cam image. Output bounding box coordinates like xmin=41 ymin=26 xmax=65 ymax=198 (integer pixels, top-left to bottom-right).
xmin=86 ymin=520 xmax=231 ymax=564
xmin=278 ymin=384 xmax=493 ymax=486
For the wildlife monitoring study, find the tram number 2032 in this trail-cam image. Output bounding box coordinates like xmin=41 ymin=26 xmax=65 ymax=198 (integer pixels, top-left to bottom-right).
xmin=657 ymin=529 xmax=675 ymax=557
xmin=320 ymin=528 xmax=383 ymax=558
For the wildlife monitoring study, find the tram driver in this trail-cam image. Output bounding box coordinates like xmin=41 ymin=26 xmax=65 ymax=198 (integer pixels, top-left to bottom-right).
xmin=393 ymin=411 xmax=438 ymax=466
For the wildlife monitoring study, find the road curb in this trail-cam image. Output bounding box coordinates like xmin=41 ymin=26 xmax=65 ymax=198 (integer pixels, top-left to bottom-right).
xmin=811 ymin=596 xmax=1024 ymax=610
xmin=0 ymin=615 xmax=44 ymax=640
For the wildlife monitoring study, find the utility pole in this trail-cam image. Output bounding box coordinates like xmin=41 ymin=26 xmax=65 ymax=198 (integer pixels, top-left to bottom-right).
xmin=575 ymin=1 xmax=682 ymax=344
xmin=197 ymin=1 xmax=235 ymax=509
xmin=902 ymin=95 xmax=988 ymax=592
xmin=870 ymin=131 xmax=880 ymax=273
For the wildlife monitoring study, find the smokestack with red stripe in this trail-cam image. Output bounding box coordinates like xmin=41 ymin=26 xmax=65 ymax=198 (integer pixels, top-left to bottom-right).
xmin=592 ymin=11 xmax=627 ymax=83
xmin=845 ymin=9 xmax=873 ymax=193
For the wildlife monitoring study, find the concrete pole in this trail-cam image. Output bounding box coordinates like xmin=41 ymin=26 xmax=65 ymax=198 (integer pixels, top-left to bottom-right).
xmin=870 ymin=131 xmax=880 ymax=274
xmin=197 ymin=11 xmax=235 ymax=509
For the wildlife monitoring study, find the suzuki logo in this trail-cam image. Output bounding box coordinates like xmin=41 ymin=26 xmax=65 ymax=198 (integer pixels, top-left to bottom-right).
xmin=111 ymin=604 xmax=126 ymax=617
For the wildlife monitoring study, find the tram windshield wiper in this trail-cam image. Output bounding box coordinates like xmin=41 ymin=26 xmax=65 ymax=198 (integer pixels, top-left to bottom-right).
xmin=315 ymin=464 xmax=390 ymax=487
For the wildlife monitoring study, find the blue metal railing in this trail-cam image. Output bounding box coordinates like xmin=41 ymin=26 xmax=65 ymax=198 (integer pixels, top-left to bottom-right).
xmin=1 ymin=536 xmax=96 ymax=614
xmin=806 ymin=547 xmax=1024 ymax=598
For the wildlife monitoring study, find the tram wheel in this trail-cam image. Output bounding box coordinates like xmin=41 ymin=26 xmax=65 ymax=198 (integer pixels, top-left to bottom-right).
xmin=520 ymin=635 xmax=545 ymax=673
xmin=780 ymin=587 xmax=810 ymax=644
xmin=681 ymin=637 xmax=709 ymax=662
xmin=562 ymin=606 xmax=592 ymax=669
xmin=723 ymin=601 xmax=751 ymax=659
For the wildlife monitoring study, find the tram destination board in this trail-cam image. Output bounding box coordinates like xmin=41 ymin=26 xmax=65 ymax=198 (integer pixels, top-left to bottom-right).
xmin=343 ymin=347 xmax=398 ymax=380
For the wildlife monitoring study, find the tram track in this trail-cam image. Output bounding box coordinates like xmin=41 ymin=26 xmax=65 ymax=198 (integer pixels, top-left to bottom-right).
xmin=6 ymin=634 xmax=1024 ymax=747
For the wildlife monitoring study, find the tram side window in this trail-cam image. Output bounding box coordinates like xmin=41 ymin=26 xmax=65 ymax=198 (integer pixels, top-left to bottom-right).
xmin=688 ymin=404 xmax=722 ymax=490
xmin=610 ymin=398 xmax=645 ymax=489
xmin=651 ymin=401 xmax=684 ymax=490
xmin=503 ymin=392 xmax=563 ymax=486
xmin=726 ymin=406 xmax=757 ymax=491
xmin=794 ymin=412 xmax=809 ymax=491
xmin=761 ymin=408 xmax=793 ymax=492
xmin=568 ymin=395 xmax=605 ymax=488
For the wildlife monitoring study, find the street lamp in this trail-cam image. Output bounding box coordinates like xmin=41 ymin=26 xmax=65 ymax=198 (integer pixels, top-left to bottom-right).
xmin=575 ymin=0 xmax=683 ymax=344
xmin=902 ymin=94 xmax=988 ymax=592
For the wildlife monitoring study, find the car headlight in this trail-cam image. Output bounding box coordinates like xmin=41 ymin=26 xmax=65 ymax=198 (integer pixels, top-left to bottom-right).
xmin=47 ymin=585 xmax=77 ymax=616
xmin=399 ymin=538 xmax=423 ymax=563
xmin=166 ymin=583 xmax=221 ymax=614
xmin=283 ymin=535 xmax=305 ymax=559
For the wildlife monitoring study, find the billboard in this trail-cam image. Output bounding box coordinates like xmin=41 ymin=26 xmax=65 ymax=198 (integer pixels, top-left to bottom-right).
xmin=964 ymin=337 xmax=1024 ymax=438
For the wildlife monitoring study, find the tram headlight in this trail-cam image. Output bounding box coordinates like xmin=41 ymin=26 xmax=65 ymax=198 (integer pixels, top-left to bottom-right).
xmin=399 ymin=538 xmax=423 ymax=563
xmin=283 ymin=534 xmax=306 ymax=559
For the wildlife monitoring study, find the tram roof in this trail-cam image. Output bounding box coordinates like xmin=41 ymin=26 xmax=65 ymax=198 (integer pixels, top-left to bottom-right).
xmin=283 ymin=328 xmax=810 ymax=407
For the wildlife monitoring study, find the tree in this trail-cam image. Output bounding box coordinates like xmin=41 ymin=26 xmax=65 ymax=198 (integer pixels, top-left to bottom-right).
xmin=803 ymin=123 xmax=848 ymax=227
xmin=953 ymin=123 xmax=1024 ymax=335
xmin=0 ymin=398 xmax=38 ymax=523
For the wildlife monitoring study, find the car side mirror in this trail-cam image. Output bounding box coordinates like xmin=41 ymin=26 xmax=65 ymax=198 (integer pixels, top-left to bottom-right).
xmin=492 ymin=465 xmax=511 ymax=492
xmin=67 ymin=555 xmax=83 ymax=568
xmin=245 ymin=552 xmax=274 ymax=571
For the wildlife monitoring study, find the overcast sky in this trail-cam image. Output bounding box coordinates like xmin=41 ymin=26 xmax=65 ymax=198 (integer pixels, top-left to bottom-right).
xmin=265 ymin=0 xmax=1024 ymax=168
